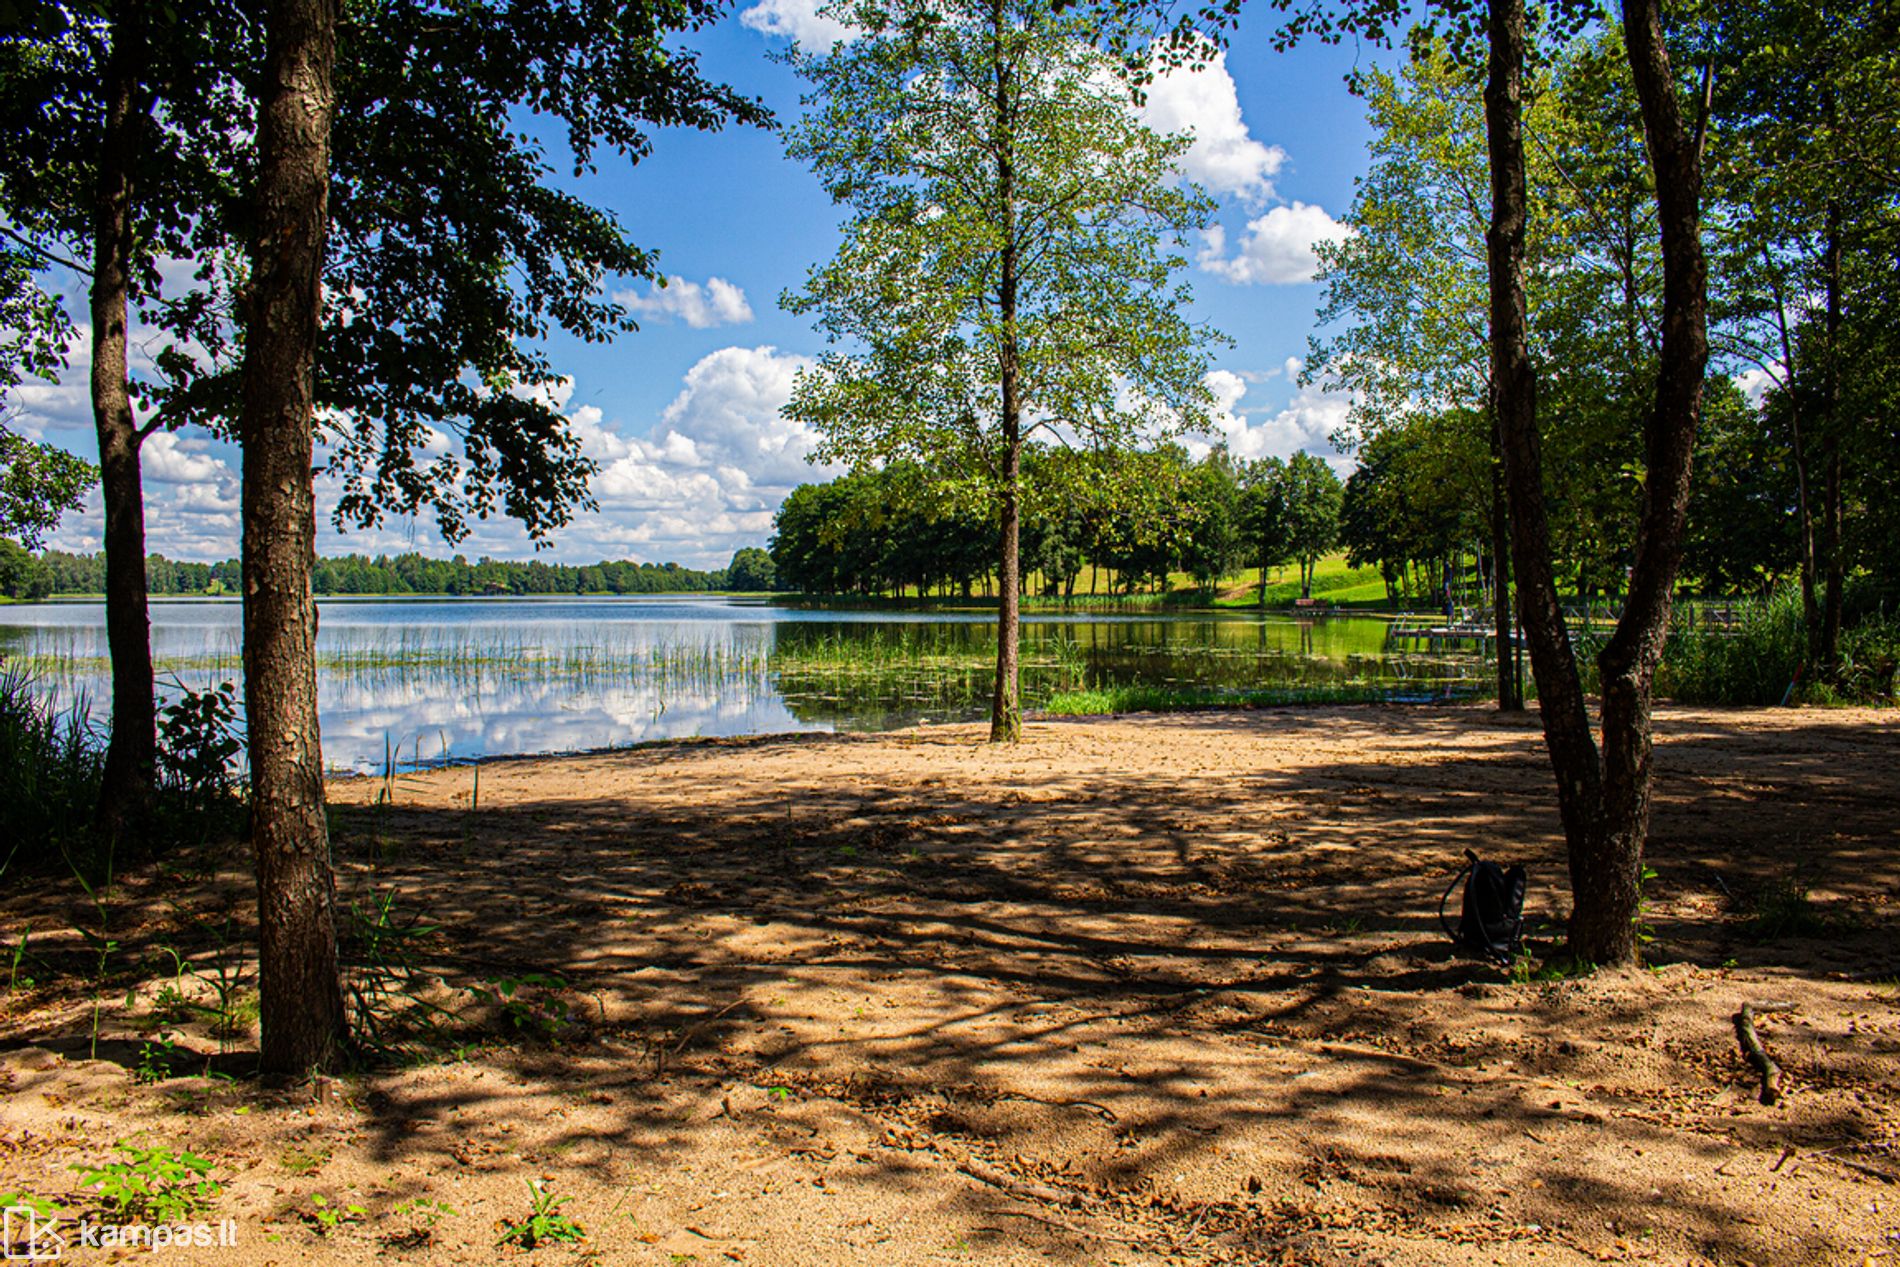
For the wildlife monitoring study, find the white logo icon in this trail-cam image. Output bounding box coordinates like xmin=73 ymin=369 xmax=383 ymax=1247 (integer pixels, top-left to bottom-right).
xmin=2 ymin=1206 xmax=65 ymax=1261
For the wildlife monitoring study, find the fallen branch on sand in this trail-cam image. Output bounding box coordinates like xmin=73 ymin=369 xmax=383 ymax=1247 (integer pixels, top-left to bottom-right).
xmin=957 ymin=1155 xmax=1091 ymax=1209
xmin=1734 ymin=1001 xmax=1795 ymax=1106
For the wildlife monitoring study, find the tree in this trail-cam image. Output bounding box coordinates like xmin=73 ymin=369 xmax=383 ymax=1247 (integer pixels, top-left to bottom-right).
xmin=1 ymin=0 xmax=767 ymax=838
xmin=0 ymin=535 xmax=52 ymax=597
xmin=1240 ymin=458 xmax=1290 ymax=606
xmin=1 ymin=251 xmax=92 ymax=548
xmin=1485 ymin=0 xmax=1710 ymax=964
xmin=1101 ymin=0 xmax=1697 ymax=964
xmin=782 ymin=0 xmax=1222 ymax=741
xmin=726 ymin=546 xmax=777 ymax=592
xmin=241 ymin=0 xmax=344 ymax=1075
xmin=1180 ymin=450 xmax=1246 ymax=596
xmin=1 ymin=0 xmax=254 ymax=835
xmin=1706 ymin=0 xmax=1900 ymax=666
xmin=1275 ymin=451 xmax=1344 ymax=599
xmin=239 ymin=0 xmax=760 ymax=1072
xmin=0 ymin=429 xmax=92 ymax=551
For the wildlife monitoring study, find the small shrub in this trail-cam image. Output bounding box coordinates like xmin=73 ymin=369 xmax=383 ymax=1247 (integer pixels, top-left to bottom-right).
xmin=343 ymin=887 xmax=455 ymax=1061
xmin=471 ymin=972 xmax=572 ymax=1039
xmin=279 ymin=1146 xmax=330 ymax=1177
xmin=302 ymin=1192 xmax=367 ymax=1234
xmin=0 ymin=668 xmax=247 ymax=877
xmin=155 ymin=680 xmax=244 ymax=828
xmin=495 ymin=1179 xmax=585 ymax=1249
xmin=134 ymin=1034 xmax=182 ymax=1084
xmin=74 ymin=1144 xmax=221 ymax=1222
xmin=1743 ymin=873 xmax=1828 ymax=941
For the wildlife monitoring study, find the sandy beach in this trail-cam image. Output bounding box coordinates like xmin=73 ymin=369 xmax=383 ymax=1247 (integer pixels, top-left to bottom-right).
xmin=3 ymin=703 xmax=1897 ymax=1264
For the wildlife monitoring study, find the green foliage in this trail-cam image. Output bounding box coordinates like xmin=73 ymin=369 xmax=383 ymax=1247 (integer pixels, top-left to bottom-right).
xmin=11 ymin=547 xmax=725 ymax=598
xmin=313 ymin=0 xmax=770 ymax=544
xmin=1 ymin=1 xmax=766 ymax=545
xmin=0 ymin=438 xmax=91 ymax=557
xmin=782 ymin=0 xmax=1221 ymax=482
xmin=770 ymin=450 xmax=1297 ymax=602
xmin=134 ymin=1033 xmax=182 ymax=1084
xmin=470 ymin=972 xmax=573 ymax=1039
xmin=1507 ymin=951 xmax=1596 ymax=985
xmin=782 ymin=0 xmax=1224 ymax=737
xmin=1254 ymin=452 xmax=1344 ymax=599
xmin=1180 ymin=451 xmax=1248 ymax=594
xmin=341 ymin=886 xmax=457 ymax=1061
xmin=301 ymin=1192 xmax=368 ymax=1235
xmin=724 ymin=546 xmax=776 ymax=593
xmin=278 ymin=1146 xmax=329 ymax=1177
xmin=1657 ymin=587 xmax=1804 ymax=705
xmin=0 ymin=535 xmax=55 ymax=599
xmin=74 ymin=1144 xmax=221 ymax=1223
xmin=495 ymin=1178 xmax=585 ymax=1249
xmin=0 ymin=664 xmax=105 ymax=875
xmin=0 ymin=666 xmax=249 ymax=875
xmin=6 ymin=924 xmax=32 ymax=993
xmin=156 ymin=680 xmax=242 ymax=821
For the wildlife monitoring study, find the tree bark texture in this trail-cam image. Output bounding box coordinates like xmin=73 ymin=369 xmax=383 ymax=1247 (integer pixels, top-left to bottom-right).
xmin=92 ymin=7 xmax=156 ymax=843
xmin=242 ymin=0 xmax=345 ymax=1075
xmin=1487 ymin=410 xmax=1521 ymax=711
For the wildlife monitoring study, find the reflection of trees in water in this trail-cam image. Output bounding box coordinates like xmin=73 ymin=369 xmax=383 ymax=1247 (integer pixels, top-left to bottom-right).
xmin=7 ymin=608 xmax=1495 ymax=757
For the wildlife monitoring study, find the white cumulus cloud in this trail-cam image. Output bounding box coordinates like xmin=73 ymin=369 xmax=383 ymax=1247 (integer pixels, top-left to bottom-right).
xmin=615 ymin=276 xmax=755 ymax=329
xmin=1198 ymin=202 xmax=1347 ymax=286
xmin=1139 ymin=49 xmax=1287 ymax=203
xmin=738 ymin=0 xmax=855 ymax=48
xmin=1193 ymin=362 xmax=1353 ymax=470
xmin=142 ymin=431 xmax=230 ymax=485
xmin=1734 ymin=367 xmax=1778 ymax=410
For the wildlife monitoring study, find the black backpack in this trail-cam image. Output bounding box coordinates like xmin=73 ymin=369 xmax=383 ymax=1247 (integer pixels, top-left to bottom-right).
xmin=1439 ymin=849 xmax=1527 ymax=962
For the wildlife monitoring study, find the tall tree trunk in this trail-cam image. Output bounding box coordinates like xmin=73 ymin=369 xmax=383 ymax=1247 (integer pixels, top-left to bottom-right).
xmin=987 ymin=0 xmax=1022 ymax=744
xmin=92 ymin=6 xmax=156 ymax=842
xmin=1583 ymin=0 xmax=1708 ymax=962
xmin=1818 ymin=203 xmax=1844 ymax=668
xmin=1488 ymin=0 xmax=1709 ymax=966
xmin=1488 ymin=408 xmax=1521 ymax=710
xmin=1485 ymin=0 xmax=1609 ymax=951
xmin=1767 ymin=255 xmax=1821 ymax=653
xmin=991 ymin=443 xmax=1022 ymax=742
xmin=242 ymin=0 xmax=345 ymax=1075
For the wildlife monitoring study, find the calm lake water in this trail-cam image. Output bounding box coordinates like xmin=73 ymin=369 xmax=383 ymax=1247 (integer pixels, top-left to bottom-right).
xmin=0 ymin=596 xmax=1489 ymax=773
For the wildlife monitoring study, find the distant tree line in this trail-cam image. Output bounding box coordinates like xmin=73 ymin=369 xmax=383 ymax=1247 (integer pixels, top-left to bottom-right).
xmin=769 ymin=450 xmax=1348 ymax=603
xmin=0 ymin=545 xmax=737 ymax=599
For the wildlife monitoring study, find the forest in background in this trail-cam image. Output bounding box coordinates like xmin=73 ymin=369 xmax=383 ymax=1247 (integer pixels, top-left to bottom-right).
xmin=0 ymin=543 xmax=730 ymax=599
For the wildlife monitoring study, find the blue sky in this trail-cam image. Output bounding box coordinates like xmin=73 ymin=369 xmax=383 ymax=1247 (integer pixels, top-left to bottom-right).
xmin=13 ymin=4 xmax=1390 ymax=570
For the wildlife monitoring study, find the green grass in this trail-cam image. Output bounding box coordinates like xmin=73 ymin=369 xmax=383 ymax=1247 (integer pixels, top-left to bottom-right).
xmin=1203 ymin=557 xmax=1392 ymax=609
xmin=1041 ymin=682 xmax=1424 ymax=716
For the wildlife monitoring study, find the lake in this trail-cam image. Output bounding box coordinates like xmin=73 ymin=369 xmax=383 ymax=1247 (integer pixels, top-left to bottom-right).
xmin=0 ymin=596 xmax=1491 ymax=773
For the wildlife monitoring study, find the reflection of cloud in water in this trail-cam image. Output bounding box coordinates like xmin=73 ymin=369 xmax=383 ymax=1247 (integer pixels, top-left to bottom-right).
xmin=319 ymin=676 xmax=818 ymax=774
xmin=3 ymin=597 xmax=1487 ymax=774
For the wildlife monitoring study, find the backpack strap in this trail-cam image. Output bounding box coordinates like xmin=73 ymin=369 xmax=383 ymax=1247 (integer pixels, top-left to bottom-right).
xmin=1438 ymin=849 xmax=1478 ymax=945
